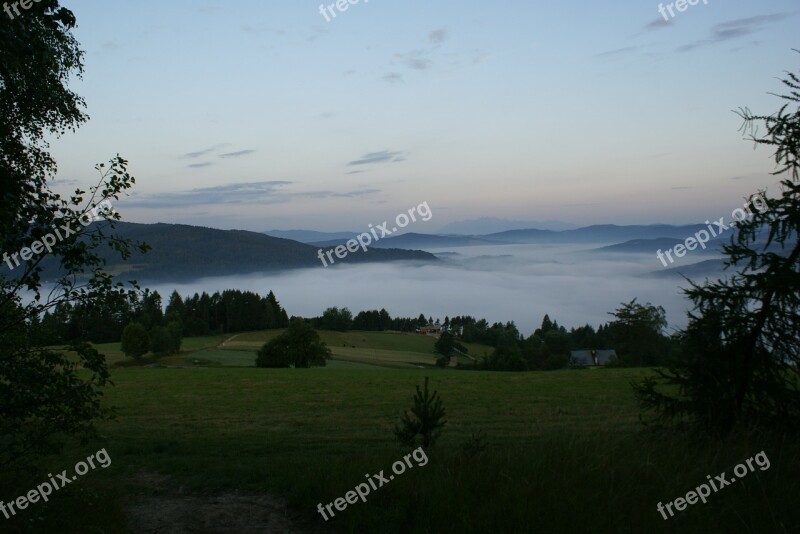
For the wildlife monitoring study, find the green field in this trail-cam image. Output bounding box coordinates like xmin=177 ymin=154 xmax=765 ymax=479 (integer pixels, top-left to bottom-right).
xmin=83 ymin=329 xmax=489 ymax=369
xmin=4 ymin=332 xmax=798 ymax=533
xmin=221 ymin=329 xmax=491 ymax=368
xmin=89 ymin=334 xmax=231 ymax=367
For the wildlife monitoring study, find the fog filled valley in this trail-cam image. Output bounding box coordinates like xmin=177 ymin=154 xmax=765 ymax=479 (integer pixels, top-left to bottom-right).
xmin=144 ymin=242 xmax=699 ymax=335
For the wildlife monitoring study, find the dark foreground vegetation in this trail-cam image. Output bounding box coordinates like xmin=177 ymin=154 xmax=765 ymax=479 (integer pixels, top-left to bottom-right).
xmin=2 ymin=369 xmax=798 ymax=533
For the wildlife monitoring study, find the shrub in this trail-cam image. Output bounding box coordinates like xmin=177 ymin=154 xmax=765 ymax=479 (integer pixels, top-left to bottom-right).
xmin=121 ymin=322 xmax=149 ymax=359
xmin=393 ymin=377 xmax=447 ymax=450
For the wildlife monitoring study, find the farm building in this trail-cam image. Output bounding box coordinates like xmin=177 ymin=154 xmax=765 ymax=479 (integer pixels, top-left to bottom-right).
xmin=419 ymin=324 xmax=443 ymax=335
xmin=569 ymin=349 xmax=617 ymax=367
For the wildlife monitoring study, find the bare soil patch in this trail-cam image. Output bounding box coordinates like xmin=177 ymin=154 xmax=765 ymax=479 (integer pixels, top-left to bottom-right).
xmin=125 ymin=472 xmax=326 ymax=534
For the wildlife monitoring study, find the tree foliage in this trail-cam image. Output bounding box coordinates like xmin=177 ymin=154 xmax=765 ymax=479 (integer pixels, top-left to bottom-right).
xmin=394 ymin=377 xmax=447 ymax=450
xmin=319 ymin=306 xmax=353 ymax=332
xmin=164 ymin=289 xmax=289 ymax=337
xmin=434 ymin=331 xmax=456 ymax=367
xmin=605 ymin=299 xmax=669 ymax=367
xmin=121 ymin=322 xmax=149 ymax=360
xmin=0 ymin=3 xmax=148 ymax=466
xmin=634 ymin=58 xmax=800 ymax=435
xmin=255 ymin=319 xmax=332 ymax=368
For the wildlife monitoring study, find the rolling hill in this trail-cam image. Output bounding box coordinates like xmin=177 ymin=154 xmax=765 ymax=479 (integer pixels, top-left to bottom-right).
xmin=306 ymin=224 xmax=729 ymax=250
xmin=311 ymin=232 xmax=498 ymax=249
xmin=39 ymin=221 xmax=438 ymax=282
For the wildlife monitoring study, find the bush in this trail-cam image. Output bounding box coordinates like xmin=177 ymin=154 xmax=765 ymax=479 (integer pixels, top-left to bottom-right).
xmin=256 ymin=340 xmax=292 ymax=368
xmin=121 ymin=322 xmax=149 ymax=359
xmin=460 ymin=429 xmax=488 ymax=459
xmin=393 ymin=377 xmax=447 ymax=450
xmin=255 ymin=319 xmax=331 ymax=368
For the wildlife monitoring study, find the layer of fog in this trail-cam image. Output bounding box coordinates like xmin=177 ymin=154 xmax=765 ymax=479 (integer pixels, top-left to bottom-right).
xmin=145 ymin=244 xmax=718 ymax=337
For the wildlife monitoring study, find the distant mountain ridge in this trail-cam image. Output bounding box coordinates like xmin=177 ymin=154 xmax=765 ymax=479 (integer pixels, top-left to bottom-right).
xmin=264 ymin=229 xmax=358 ymax=244
xmin=311 ymin=233 xmax=498 ymax=249
xmin=437 ymin=217 xmax=575 ymax=234
xmin=38 ymin=222 xmax=437 ymax=282
xmin=594 ymin=237 xmax=724 ymax=254
xmin=306 ymin=224 xmax=728 ymax=250
xmin=481 ymin=224 xmax=714 ymax=244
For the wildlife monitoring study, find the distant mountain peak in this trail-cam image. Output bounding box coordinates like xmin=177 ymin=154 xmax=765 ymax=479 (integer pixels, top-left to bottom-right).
xmin=437 ymin=217 xmax=575 ymax=235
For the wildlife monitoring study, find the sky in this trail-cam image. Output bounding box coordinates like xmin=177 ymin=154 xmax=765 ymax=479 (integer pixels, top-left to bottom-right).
xmin=46 ymin=0 xmax=799 ymax=233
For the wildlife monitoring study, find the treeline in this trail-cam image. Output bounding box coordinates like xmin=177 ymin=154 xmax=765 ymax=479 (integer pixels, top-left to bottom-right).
xmin=468 ymin=299 xmax=674 ymax=371
xmin=308 ymin=300 xmax=675 ymax=370
xmin=33 ymin=287 xmax=673 ymax=370
xmin=33 ymin=288 xmax=290 ymax=346
xmin=168 ymin=289 xmax=289 ymax=336
xmin=310 ymin=307 xmax=425 ymax=332
xmin=33 ymin=289 xmax=168 ymax=346
xmin=310 ymin=307 xmax=524 ymax=343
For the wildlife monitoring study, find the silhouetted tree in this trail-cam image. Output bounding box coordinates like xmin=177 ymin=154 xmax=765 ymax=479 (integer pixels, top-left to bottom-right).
xmin=435 ymin=331 xmax=456 ymax=367
xmin=256 ymin=319 xmax=331 ymax=368
xmin=606 ymin=299 xmax=668 ymax=367
xmin=0 ymin=3 xmax=147 ymax=466
xmin=121 ymin=323 xmax=149 ymax=359
xmin=394 ymin=377 xmax=447 ymax=450
xmin=634 ymin=59 xmax=800 ymax=435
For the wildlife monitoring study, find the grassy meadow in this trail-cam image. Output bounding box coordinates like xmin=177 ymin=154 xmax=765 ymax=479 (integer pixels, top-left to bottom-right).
xmin=4 ymin=331 xmax=798 ymax=533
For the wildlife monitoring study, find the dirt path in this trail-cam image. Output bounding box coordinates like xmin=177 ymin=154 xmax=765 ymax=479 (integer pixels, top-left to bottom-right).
xmin=125 ymin=472 xmax=327 ymax=534
xmin=218 ymin=334 xmax=240 ymax=349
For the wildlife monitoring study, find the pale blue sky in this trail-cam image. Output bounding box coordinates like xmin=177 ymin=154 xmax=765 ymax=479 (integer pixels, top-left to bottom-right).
xmin=48 ymin=0 xmax=799 ymax=231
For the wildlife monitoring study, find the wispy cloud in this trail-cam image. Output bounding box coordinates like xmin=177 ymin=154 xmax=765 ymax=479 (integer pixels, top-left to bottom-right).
xmin=220 ymin=149 xmax=256 ymax=159
xmin=645 ymin=17 xmax=672 ymax=31
xmin=594 ymin=46 xmax=640 ymax=59
xmin=307 ymin=27 xmax=328 ymax=42
xmin=729 ymin=173 xmax=771 ymax=181
xmin=396 ymin=50 xmax=433 ymax=71
xmin=240 ymin=25 xmax=285 ymax=37
xmin=182 ymin=146 xmax=256 ymax=165
xmin=320 ymin=188 xmax=381 ymax=198
xmin=677 ymin=13 xmax=788 ymax=52
xmin=381 ymin=72 xmax=404 ymax=84
xmin=382 ymin=27 xmax=451 ymax=82
xmin=53 ymin=178 xmax=81 ymax=186
xmin=347 ymin=150 xmax=407 ymax=166
xmin=122 ymin=181 xmax=381 ymax=208
xmin=124 ymin=181 xmax=292 ymax=207
xmin=429 ymin=28 xmax=448 ymax=44
xmin=183 ymin=146 xmax=220 ymax=159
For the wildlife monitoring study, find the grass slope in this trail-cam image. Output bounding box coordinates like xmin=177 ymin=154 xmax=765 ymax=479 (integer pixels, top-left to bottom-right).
xmin=223 ymin=330 xmax=493 ymax=368
xmin=3 ymin=368 xmax=797 ymax=533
